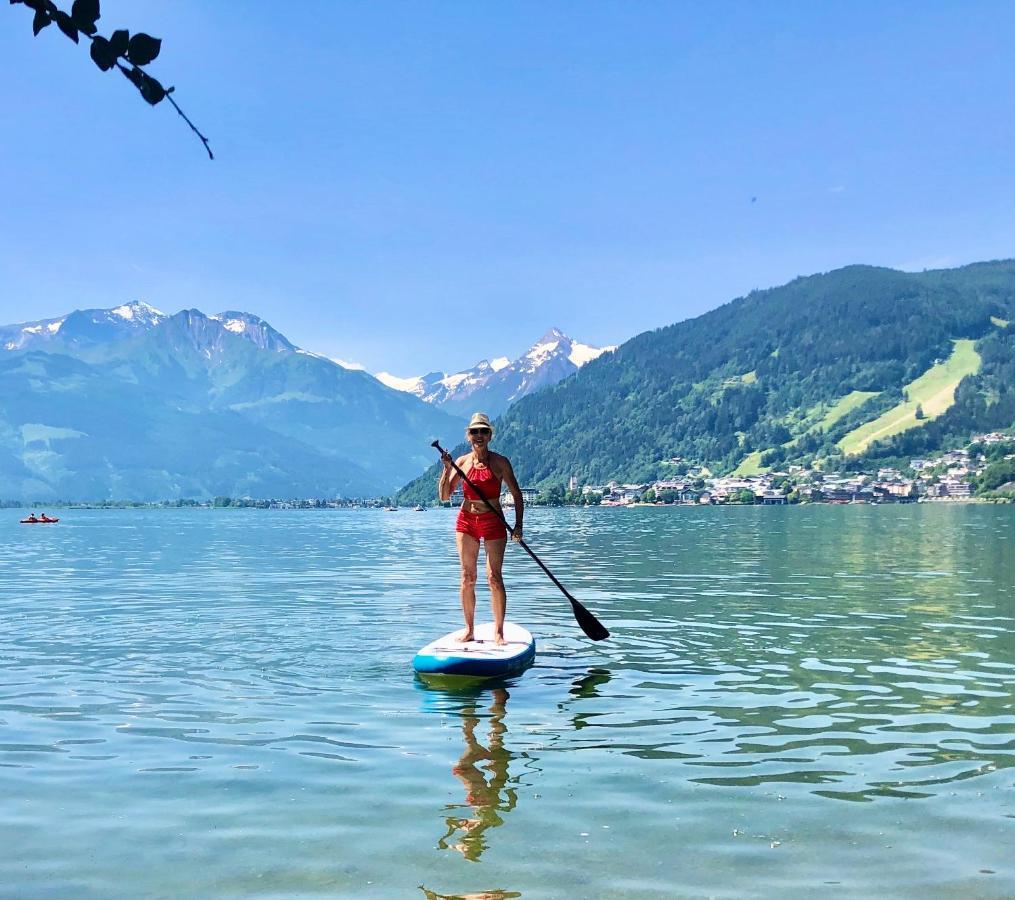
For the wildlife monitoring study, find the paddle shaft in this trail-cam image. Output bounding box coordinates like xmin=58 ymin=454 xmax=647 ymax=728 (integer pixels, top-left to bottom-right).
xmin=432 ymin=440 xmax=609 ymax=640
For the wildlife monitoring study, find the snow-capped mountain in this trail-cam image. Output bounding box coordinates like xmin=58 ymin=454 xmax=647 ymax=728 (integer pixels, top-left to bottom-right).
xmin=0 ymin=300 xmax=168 ymax=351
xmin=0 ymin=300 xmax=463 ymax=500
xmin=0 ymin=301 xmax=303 ymax=359
xmin=376 ymin=357 xmax=511 ymax=405
xmin=209 ymin=311 xmax=295 ymax=353
xmin=376 ymin=328 xmax=614 ymax=417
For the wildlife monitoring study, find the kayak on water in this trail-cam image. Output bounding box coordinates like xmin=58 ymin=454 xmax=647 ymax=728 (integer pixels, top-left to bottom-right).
xmin=20 ymin=516 xmax=59 ymax=524
xmin=413 ymin=621 xmax=535 ymax=680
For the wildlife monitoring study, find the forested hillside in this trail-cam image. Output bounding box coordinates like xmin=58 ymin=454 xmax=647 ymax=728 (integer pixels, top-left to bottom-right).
xmin=399 ymin=261 xmax=1015 ymax=501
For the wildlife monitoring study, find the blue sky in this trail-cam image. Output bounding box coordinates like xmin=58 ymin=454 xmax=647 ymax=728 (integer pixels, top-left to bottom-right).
xmin=3 ymin=1 xmax=1015 ymax=374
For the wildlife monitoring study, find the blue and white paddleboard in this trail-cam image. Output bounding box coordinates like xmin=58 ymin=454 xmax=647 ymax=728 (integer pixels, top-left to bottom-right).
xmin=413 ymin=621 xmax=536 ymax=679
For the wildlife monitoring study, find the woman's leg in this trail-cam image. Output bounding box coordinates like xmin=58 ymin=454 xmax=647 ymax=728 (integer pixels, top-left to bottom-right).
xmin=457 ymin=531 xmax=481 ymax=641
xmin=484 ymin=538 xmax=507 ymax=644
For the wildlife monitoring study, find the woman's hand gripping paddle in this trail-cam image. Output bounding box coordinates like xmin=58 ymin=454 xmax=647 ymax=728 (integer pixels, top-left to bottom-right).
xmin=432 ymin=440 xmax=610 ymax=641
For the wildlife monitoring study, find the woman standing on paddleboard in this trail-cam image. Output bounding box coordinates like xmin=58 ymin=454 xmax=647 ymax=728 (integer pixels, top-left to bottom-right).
xmin=438 ymin=412 xmax=524 ymax=645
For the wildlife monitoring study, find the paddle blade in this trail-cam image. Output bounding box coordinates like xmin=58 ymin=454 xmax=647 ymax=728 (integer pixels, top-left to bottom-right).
xmin=571 ymin=598 xmax=610 ymax=641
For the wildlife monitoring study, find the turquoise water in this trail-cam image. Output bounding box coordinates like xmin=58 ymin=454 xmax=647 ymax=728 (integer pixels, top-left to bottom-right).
xmin=1 ymin=505 xmax=1012 ymax=898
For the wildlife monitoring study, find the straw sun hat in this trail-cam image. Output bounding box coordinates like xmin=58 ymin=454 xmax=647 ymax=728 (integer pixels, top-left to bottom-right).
xmin=466 ymin=412 xmax=494 ymax=437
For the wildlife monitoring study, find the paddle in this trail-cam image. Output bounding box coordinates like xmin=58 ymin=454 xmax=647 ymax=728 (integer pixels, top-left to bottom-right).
xmin=432 ymin=440 xmax=610 ymax=641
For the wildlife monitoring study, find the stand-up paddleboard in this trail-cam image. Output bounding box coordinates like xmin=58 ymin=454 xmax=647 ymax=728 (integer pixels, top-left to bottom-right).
xmin=413 ymin=621 xmax=535 ymax=680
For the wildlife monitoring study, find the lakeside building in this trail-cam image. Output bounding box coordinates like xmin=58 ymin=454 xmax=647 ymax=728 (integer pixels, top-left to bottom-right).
xmin=942 ymin=449 xmax=971 ymax=466
xmin=649 ymin=478 xmax=706 ymax=503
xmin=974 ymin=432 xmax=1010 ymax=444
xmin=926 ymin=480 xmax=973 ymax=499
xmin=653 ymin=479 xmax=688 ymax=492
xmin=501 ymin=487 xmax=539 ymax=506
xmin=874 ymin=481 xmax=917 ymax=499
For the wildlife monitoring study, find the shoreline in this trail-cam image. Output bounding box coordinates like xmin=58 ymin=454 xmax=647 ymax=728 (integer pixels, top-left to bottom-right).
xmin=7 ymin=496 xmax=1008 ymax=511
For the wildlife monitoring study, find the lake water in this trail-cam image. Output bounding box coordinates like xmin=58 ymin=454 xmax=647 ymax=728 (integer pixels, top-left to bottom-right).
xmin=1 ymin=505 xmax=1012 ymax=898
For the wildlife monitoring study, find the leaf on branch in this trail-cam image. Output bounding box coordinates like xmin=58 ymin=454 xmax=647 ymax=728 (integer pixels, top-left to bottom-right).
xmin=53 ymin=10 xmax=78 ymax=42
xmin=22 ymin=0 xmax=47 ymax=10
xmin=31 ymin=7 xmax=50 ymax=33
xmin=138 ymin=72 xmax=166 ymax=105
xmin=89 ymin=34 xmax=117 ymax=71
xmin=126 ymin=32 xmax=161 ymax=66
xmin=108 ymin=28 xmax=128 ymax=57
xmin=116 ymin=64 xmax=165 ymax=105
xmin=118 ymin=62 xmax=142 ymax=87
xmin=70 ymin=0 xmax=99 ymax=34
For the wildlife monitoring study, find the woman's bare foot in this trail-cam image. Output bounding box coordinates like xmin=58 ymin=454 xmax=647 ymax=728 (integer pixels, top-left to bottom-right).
xmin=457 ymin=629 xmax=475 ymax=643
xmin=494 ymin=632 xmax=506 ymax=646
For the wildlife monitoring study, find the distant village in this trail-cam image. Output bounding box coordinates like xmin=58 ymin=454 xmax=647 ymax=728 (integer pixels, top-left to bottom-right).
xmin=542 ymin=432 xmax=1014 ymax=507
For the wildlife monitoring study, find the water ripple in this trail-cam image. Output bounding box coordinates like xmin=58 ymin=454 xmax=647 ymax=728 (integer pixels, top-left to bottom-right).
xmin=1 ymin=505 xmax=1012 ymax=897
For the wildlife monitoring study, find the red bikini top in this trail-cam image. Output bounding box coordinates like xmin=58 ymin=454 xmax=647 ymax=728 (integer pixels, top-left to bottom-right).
xmin=463 ymin=461 xmax=502 ymax=501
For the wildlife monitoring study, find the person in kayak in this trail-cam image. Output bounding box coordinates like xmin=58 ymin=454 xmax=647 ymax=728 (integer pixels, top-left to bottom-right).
xmin=438 ymin=412 xmax=524 ymax=645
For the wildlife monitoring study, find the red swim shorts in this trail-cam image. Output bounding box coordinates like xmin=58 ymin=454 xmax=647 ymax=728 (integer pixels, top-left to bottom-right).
xmin=456 ymin=509 xmax=507 ymax=542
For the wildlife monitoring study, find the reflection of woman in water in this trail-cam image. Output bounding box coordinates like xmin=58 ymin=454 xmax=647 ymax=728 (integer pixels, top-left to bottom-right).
xmin=438 ymin=688 xmax=516 ymax=862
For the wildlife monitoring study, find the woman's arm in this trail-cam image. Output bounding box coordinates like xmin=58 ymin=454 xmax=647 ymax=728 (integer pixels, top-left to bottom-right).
xmin=498 ymin=456 xmax=524 ymax=542
xmin=437 ymin=452 xmax=465 ymax=501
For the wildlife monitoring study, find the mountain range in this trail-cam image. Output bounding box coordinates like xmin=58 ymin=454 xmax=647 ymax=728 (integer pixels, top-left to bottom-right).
xmin=375 ymin=328 xmax=613 ymax=417
xmin=397 ymin=260 xmax=1015 ymax=502
xmin=0 ymin=302 xmax=463 ymax=500
xmin=6 ymin=260 xmax=1015 ymax=504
